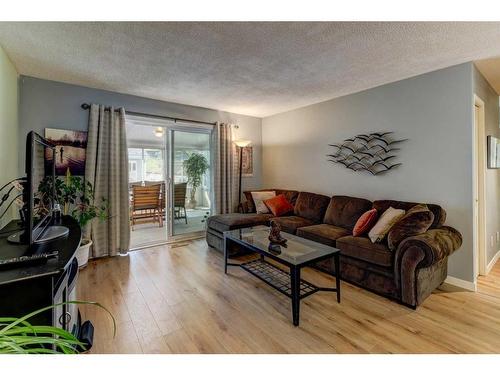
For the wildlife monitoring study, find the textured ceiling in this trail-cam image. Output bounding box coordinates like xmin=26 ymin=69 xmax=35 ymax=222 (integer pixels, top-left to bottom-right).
xmin=2 ymin=22 xmax=500 ymax=117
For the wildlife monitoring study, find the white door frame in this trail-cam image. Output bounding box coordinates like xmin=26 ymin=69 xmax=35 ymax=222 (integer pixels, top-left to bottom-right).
xmin=473 ymin=94 xmax=487 ymax=278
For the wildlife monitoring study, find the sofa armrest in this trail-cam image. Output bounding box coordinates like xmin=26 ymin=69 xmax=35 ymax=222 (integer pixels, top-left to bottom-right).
xmin=396 ymin=226 xmax=462 ymax=269
xmin=394 ymin=226 xmax=462 ymax=306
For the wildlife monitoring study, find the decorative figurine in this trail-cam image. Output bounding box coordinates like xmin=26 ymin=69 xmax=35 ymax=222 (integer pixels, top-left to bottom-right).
xmin=268 ymin=220 xmax=287 ymax=246
xmin=268 ymin=243 xmax=282 ymax=254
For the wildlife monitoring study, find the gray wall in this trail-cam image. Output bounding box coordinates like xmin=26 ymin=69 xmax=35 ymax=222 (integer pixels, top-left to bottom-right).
xmin=262 ymin=63 xmax=475 ymax=282
xmin=0 ymin=45 xmax=19 ymax=228
xmin=473 ymin=66 xmax=500 ymax=266
xmin=18 ymin=76 xmax=263 ymax=194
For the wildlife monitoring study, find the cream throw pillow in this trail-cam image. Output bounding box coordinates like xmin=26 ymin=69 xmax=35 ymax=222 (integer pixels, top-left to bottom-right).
xmin=251 ymin=191 xmax=276 ymax=214
xmin=368 ymin=207 xmax=406 ymax=243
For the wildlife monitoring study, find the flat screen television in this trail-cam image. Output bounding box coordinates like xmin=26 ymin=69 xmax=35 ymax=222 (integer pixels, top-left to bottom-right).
xmin=8 ymin=131 xmax=68 ymax=246
xmin=29 ymin=131 xmax=57 ymax=244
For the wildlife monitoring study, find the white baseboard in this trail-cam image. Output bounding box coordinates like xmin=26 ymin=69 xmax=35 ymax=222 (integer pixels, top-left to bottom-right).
xmin=486 ymin=250 xmax=500 ymax=274
xmin=444 ymin=276 xmax=477 ymax=291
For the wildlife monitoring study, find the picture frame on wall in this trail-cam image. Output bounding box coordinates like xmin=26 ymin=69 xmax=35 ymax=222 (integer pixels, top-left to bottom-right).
xmin=241 ymin=146 xmax=253 ymax=177
xmin=487 ymin=135 xmax=500 ymax=169
xmin=44 ymin=128 xmax=88 ymax=176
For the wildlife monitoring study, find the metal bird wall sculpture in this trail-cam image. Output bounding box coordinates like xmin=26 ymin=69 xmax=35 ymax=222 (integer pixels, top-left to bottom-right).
xmin=327 ymin=132 xmax=407 ymax=175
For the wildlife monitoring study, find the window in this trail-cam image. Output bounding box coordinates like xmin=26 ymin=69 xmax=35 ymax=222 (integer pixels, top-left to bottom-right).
xmin=129 ymin=161 xmax=138 ymax=182
xmin=144 ymin=149 xmax=163 ymax=181
xmin=127 ymin=148 xmax=164 ymax=183
xmin=172 ymin=149 xmax=210 ymax=185
xmin=173 ymin=150 xmax=188 ymax=183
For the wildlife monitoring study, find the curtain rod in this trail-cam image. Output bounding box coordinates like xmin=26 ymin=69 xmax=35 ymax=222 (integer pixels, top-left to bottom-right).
xmin=81 ymin=103 xmax=217 ymax=126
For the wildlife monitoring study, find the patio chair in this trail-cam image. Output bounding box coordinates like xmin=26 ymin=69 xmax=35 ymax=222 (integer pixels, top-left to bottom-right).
xmin=174 ymin=182 xmax=188 ymax=224
xmin=130 ymin=184 xmax=163 ymax=230
xmin=144 ymin=181 xmax=166 ymax=220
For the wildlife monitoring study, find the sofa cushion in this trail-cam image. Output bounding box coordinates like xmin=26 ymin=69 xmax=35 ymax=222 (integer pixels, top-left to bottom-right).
xmin=251 ymin=191 xmax=276 ymax=213
xmin=270 ymin=216 xmax=315 ymax=234
xmin=353 ymin=208 xmax=378 ymax=237
xmin=275 ymin=189 xmax=300 ymax=206
xmin=373 ymin=200 xmax=446 ymax=229
xmin=244 ymin=189 xmax=300 ymax=213
xmin=294 ymin=192 xmax=331 ymax=223
xmin=324 ymin=195 xmax=373 ymax=230
xmin=336 ymin=236 xmax=393 ymax=267
xmin=387 ymin=204 xmax=435 ymax=250
xmin=296 ymin=224 xmax=350 ymax=247
xmin=368 ymin=207 xmax=406 ymax=243
xmin=207 ymin=213 xmax=273 ymax=233
xmin=263 ymin=194 xmax=294 ymax=217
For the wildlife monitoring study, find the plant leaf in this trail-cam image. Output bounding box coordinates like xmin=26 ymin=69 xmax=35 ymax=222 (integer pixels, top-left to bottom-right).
xmin=4 ymin=325 xmax=77 ymax=340
xmin=0 ymin=300 xmax=115 ymax=337
xmin=21 ymin=348 xmax=61 ymax=354
xmin=0 ymin=300 xmax=115 ymax=354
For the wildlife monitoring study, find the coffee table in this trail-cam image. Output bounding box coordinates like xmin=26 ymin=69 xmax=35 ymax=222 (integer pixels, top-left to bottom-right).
xmin=223 ymin=225 xmax=341 ymax=326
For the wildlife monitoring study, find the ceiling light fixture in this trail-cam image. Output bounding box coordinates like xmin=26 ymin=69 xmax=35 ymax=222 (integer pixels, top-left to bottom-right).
xmin=154 ymin=127 xmax=164 ymax=137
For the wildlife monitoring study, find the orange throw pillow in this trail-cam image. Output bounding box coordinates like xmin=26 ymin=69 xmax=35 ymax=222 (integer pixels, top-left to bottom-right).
xmin=353 ymin=208 xmax=378 ymax=237
xmin=264 ymin=194 xmax=294 ymax=217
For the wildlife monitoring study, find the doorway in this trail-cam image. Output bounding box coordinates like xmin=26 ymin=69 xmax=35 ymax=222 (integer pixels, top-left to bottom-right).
xmin=126 ymin=115 xmax=213 ymax=249
xmin=473 ymin=94 xmax=487 ymax=279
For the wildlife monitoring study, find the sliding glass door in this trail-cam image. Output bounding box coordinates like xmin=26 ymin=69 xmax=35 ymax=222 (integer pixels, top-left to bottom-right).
xmin=168 ymin=129 xmax=212 ymax=238
xmin=126 ymin=115 xmax=213 ymax=248
xmin=127 ymin=122 xmax=168 ymax=248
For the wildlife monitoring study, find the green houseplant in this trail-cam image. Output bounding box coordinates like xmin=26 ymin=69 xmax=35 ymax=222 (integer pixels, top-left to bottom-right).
xmin=183 ymin=152 xmax=209 ymax=209
xmin=0 ymin=301 xmax=115 ymax=354
xmin=38 ymin=172 xmax=108 ymax=268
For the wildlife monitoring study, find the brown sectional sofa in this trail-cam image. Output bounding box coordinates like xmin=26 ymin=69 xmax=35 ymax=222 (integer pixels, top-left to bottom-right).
xmin=206 ymin=189 xmax=462 ymax=308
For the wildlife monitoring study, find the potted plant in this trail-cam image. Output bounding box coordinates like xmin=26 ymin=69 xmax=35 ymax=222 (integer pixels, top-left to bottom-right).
xmin=183 ymin=152 xmax=209 ymax=209
xmin=0 ymin=301 xmax=115 ymax=354
xmin=38 ymin=172 xmax=108 ymax=268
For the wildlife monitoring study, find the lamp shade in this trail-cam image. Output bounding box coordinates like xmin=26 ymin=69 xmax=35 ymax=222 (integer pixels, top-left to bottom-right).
xmin=234 ymin=139 xmax=251 ymax=148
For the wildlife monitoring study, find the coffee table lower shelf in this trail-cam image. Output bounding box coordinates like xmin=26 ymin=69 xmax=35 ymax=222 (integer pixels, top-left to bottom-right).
xmin=240 ymin=259 xmax=322 ymax=300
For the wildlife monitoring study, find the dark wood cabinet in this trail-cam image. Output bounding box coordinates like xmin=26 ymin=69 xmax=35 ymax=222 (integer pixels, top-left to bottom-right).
xmin=0 ymin=216 xmax=93 ymax=349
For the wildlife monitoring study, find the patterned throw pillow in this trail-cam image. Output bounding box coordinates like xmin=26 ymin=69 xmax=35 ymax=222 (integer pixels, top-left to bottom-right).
xmin=264 ymin=194 xmax=294 ymax=217
xmin=353 ymin=208 xmax=378 ymax=237
xmin=250 ymin=191 xmax=276 ymax=214
xmin=368 ymin=207 xmax=406 ymax=243
xmin=387 ymin=204 xmax=435 ymax=250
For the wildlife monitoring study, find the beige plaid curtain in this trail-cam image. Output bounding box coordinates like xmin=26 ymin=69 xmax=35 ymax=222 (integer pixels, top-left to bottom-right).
xmin=85 ymin=104 xmax=130 ymax=257
xmin=213 ymin=122 xmax=238 ymax=214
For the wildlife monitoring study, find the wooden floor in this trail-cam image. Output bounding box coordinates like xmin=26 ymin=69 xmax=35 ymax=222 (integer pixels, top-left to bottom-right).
xmin=77 ymin=239 xmax=500 ymax=353
xmin=130 ymin=209 xmax=207 ymax=249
